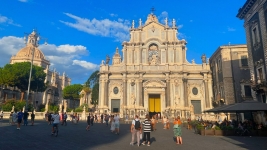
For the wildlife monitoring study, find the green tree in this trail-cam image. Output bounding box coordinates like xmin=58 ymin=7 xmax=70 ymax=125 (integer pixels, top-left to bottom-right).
xmin=0 ymin=62 xmax=46 ymax=101
xmin=85 ymin=70 xmax=99 ymax=106
xmin=63 ymin=84 xmax=83 ymax=108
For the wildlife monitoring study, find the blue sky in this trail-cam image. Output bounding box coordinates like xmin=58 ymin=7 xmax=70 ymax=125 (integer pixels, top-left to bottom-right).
xmin=0 ymin=0 xmax=247 ymax=84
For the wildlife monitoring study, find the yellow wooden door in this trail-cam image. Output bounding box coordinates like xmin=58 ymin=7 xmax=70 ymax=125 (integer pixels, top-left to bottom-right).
xmin=149 ymin=97 xmax=161 ymax=112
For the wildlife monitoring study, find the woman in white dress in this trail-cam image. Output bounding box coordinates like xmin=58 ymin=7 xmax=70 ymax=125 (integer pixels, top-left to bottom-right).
xmin=114 ymin=114 xmax=120 ymax=135
xmin=110 ymin=115 xmax=115 ymax=132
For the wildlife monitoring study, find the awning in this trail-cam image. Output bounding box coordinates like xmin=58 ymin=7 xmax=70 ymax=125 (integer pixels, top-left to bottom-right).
xmin=205 ymin=100 xmax=267 ymax=113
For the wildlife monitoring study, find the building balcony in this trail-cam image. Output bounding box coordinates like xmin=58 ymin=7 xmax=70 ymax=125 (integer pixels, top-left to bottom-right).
xmin=251 ymin=79 xmax=267 ymax=92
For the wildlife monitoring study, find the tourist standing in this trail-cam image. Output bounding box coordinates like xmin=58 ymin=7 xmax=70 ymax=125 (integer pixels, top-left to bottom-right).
xmin=9 ymin=112 xmax=13 ymax=124
xmin=101 ymin=114 xmax=104 ymax=123
xmin=23 ymin=111 xmax=29 ymax=126
xmin=90 ymin=114 xmax=94 ymax=126
xmin=48 ymin=113 xmax=52 ymax=125
xmin=0 ymin=111 xmax=3 ymax=120
xmin=12 ymin=111 xmax=17 ymax=125
xmin=105 ymin=114 xmax=110 ymax=126
xmin=31 ymin=112 xmax=35 ymax=126
xmin=86 ymin=113 xmax=91 ymax=131
xmin=130 ymin=115 xmax=142 ymax=147
xmin=142 ymin=114 xmax=152 ymax=146
xmin=173 ymin=116 xmax=182 ymax=145
xmin=151 ymin=116 xmax=156 ymax=131
xmin=114 ymin=114 xmax=120 ymax=135
xmin=17 ymin=110 xmax=23 ymax=130
xmin=125 ymin=114 xmax=129 ymax=124
xmin=62 ymin=112 xmax=67 ymax=126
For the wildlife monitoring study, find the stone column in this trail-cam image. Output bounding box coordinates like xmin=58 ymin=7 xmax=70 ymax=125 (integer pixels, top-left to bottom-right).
xmin=100 ymin=79 xmax=105 ymax=107
xmin=183 ymin=78 xmax=188 ymax=107
xmin=182 ymin=46 xmax=186 ymax=63
xmin=123 ymin=78 xmax=127 ymax=106
xmin=204 ymin=79 xmax=210 ymax=108
xmin=139 ymin=79 xmax=143 ymax=107
xmin=104 ymin=80 xmax=108 ymax=106
xmin=166 ymin=79 xmax=170 ymax=108
xmin=123 ymin=47 xmax=127 ymax=64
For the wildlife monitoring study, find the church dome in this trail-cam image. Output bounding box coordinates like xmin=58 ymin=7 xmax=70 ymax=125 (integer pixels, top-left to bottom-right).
xmin=15 ymin=45 xmax=45 ymax=59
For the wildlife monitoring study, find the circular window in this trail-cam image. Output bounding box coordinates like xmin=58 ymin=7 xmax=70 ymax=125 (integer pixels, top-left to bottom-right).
xmin=192 ymin=87 xmax=198 ymax=95
xmin=113 ymin=87 xmax=119 ymax=94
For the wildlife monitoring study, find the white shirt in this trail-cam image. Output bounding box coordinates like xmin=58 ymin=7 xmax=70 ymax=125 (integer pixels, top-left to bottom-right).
xmin=114 ymin=116 xmax=120 ymax=123
xmin=52 ymin=114 xmax=60 ymax=124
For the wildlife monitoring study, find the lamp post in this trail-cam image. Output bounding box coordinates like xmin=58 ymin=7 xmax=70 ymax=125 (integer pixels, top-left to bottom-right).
xmin=24 ymin=30 xmax=47 ymax=111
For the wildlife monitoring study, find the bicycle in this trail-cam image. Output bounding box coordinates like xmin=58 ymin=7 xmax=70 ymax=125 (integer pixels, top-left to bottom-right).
xmin=51 ymin=124 xmax=59 ymax=137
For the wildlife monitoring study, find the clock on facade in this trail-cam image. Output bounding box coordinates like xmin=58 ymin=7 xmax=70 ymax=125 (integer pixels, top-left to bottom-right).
xmin=113 ymin=87 xmax=119 ymax=94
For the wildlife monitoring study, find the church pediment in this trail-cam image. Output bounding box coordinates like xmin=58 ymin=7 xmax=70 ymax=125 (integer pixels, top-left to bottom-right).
xmin=143 ymin=80 xmax=166 ymax=88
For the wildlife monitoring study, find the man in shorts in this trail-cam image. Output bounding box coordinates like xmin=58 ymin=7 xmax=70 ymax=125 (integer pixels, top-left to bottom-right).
xmin=17 ymin=110 xmax=23 ymax=130
xmin=51 ymin=111 xmax=60 ymax=135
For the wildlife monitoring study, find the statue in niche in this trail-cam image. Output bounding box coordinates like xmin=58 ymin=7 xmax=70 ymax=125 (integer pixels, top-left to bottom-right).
xmin=150 ymin=54 xmax=158 ymax=65
xmin=131 ymin=93 xmax=136 ymax=105
xmin=201 ymin=54 xmax=207 ymax=63
xmin=106 ymin=55 xmax=110 ymax=65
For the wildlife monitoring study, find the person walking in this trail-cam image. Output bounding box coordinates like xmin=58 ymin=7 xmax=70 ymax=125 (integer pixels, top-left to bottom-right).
xmin=48 ymin=113 xmax=52 ymax=125
xmin=23 ymin=110 xmax=29 ymax=126
xmin=130 ymin=115 xmax=142 ymax=147
xmin=101 ymin=114 xmax=104 ymax=123
xmin=17 ymin=110 xmax=23 ymax=130
xmin=173 ymin=116 xmax=182 ymax=145
xmin=151 ymin=116 xmax=156 ymax=131
xmin=141 ymin=114 xmax=152 ymax=146
xmin=86 ymin=113 xmax=91 ymax=131
xmin=114 ymin=114 xmax=120 ymax=135
xmin=30 ymin=112 xmax=35 ymax=126
xmin=105 ymin=114 xmax=110 ymax=126
xmin=90 ymin=114 xmax=94 ymax=126
xmin=12 ymin=111 xmax=17 ymax=125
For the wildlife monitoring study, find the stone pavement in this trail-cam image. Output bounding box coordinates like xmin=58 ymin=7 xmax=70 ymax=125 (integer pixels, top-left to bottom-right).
xmin=0 ymin=119 xmax=266 ymax=150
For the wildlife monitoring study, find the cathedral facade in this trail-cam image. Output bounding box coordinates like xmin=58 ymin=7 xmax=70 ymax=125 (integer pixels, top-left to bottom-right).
xmin=99 ymin=13 xmax=213 ymax=119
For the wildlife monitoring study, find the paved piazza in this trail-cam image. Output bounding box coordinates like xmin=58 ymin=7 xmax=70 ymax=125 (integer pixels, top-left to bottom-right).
xmin=0 ymin=119 xmax=266 ymax=150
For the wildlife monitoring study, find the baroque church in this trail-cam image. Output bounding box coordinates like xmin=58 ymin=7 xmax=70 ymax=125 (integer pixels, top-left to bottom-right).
xmin=9 ymin=30 xmax=71 ymax=111
xmin=99 ymin=13 xmax=213 ymax=119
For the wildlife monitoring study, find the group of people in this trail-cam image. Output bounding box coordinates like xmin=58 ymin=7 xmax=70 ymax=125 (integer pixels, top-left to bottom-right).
xmin=6 ymin=110 xmax=35 ymax=129
xmin=130 ymin=114 xmax=183 ymax=147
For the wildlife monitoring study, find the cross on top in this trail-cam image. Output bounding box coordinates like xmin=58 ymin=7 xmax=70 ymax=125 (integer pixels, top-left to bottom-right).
xmin=151 ymin=7 xmax=156 ymax=14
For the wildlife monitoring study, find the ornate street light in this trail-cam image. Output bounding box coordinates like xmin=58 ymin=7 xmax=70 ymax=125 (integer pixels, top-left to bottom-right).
xmin=24 ymin=30 xmax=47 ymax=111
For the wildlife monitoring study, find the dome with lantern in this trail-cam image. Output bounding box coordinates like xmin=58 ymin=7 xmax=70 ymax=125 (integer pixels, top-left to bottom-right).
xmin=10 ymin=30 xmax=50 ymax=69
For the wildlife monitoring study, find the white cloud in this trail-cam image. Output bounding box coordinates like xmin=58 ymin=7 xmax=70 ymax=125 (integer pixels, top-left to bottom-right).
xmin=0 ymin=36 xmax=98 ymax=83
xmin=228 ymin=27 xmax=236 ymax=32
xmin=60 ymin=13 xmax=130 ymax=42
xmin=158 ymin=11 xmax=169 ymax=24
xmin=18 ymin=0 xmax=28 ymax=2
xmin=110 ymin=13 xmax=118 ymax=17
xmin=177 ymin=24 xmax=183 ymax=29
xmin=73 ymin=60 xmax=99 ymax=70
xmin=0 ymin=14 xmax=21 ymax=27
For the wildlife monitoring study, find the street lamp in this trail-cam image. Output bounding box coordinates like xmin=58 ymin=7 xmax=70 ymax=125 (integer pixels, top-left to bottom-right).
xmin=24 ymin=29 xmax=47 ymax=111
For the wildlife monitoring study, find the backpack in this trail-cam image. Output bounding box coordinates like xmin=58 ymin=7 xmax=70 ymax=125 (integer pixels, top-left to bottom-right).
xmin=135 ymin=120 xmax=141 ymax=130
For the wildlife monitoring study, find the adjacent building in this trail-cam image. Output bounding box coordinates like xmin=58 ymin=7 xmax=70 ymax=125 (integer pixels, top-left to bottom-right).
xmin=6 ymin=30 xmax=71 ymax=110
xmin=237 ymin=0 xmax=267 ymax=103
xmin=98 ymin=13 xmax=213 ymax=119
xmin=210 ymin=45 xmax=252 ymax=107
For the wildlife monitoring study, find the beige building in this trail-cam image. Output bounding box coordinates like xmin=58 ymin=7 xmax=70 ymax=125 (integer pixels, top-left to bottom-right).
xmin=210 ymin=45 xmax=252 ymax=107
xmin=9 ymin=30 xmax=71 ymax=110
xmin=99 ymin=13 xmax=213 ymax=119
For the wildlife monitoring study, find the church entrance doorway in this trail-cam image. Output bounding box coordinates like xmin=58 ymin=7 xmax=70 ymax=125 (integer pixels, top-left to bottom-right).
xmin=149 ymin=94 xmax=161 ymax=118
xmin=111 ymin=99 xmax=120 ymax=113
